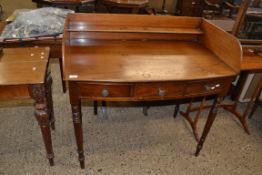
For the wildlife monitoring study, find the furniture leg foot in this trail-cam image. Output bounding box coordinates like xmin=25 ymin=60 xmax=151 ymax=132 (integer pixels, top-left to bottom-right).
xmin=49 ymin=157 xmax=55 ymax=166
xmin=79 ymin=151 xmax=85 ymax=169
xmin=240 ymin=118 xmax=251 ymax=134
xmin=195 ymin=139 xmax=203 ymax=156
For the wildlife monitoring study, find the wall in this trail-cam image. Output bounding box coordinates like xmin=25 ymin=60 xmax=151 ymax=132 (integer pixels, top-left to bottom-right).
xmin=1 ymin=0 xmax=36 ymax=18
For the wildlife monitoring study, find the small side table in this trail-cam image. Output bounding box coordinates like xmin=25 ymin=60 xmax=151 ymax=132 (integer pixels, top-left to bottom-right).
xmin=0 ymin=47 xmax=55 ymax=166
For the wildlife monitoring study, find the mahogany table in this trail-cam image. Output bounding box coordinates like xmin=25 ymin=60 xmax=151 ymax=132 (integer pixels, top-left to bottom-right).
xmin=0 ymin=47 xmax=55 ymax=166
xmin=63 ymin=14 xmax=241 ymax=168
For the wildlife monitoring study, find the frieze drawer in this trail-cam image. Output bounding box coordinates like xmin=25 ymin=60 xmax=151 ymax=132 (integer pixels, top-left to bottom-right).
xmin=78 ymin=83 xmax=132 ymax=98
xmin=185 ymin=80 xmax=224 ymax=96
xmin=134 ymin=83 xmax=184 ymax=99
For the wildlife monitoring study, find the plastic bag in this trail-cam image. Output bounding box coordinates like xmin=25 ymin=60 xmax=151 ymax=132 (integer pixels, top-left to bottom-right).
xmin=1 ymin=7 xmax=74 ymax=39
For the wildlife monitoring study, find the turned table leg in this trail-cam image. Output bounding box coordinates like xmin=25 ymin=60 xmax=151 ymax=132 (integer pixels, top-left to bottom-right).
xmin=195 ymin=96 xmax=220 ymax=156
xmin=69 ymin=82 xmax=85 ymax=169
xmin=31 ymin=84 xmax=54 ymax=166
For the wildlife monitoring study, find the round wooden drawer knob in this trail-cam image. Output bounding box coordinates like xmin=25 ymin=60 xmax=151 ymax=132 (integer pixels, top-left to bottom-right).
xmin=101 ymin=88 xmax=109 ymax=97
xmin=158 ymin=88 xmax=166 ymax=97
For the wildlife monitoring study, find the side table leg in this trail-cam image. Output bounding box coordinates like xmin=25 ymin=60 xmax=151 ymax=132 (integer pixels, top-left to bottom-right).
xmin=71 ymin=103 xmax=85 ymax=169
xmin=31 ymin=84 xmax=54 ymax=166
xmin=45 ymin=72 xmax=55 ymax=130
xmin=195 ymin=96 xmax=219 ymax=156
xmin=69 ymin=82 xmax=85 ymax=168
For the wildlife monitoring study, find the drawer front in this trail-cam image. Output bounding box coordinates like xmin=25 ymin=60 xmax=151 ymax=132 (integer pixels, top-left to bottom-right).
xmin=79 ymin=83 xmax=131 ymax=98
xmin=185 ymin=80 xmax=224 ymax=96
xmin=134 ymin=83 xmax=184 ymax=99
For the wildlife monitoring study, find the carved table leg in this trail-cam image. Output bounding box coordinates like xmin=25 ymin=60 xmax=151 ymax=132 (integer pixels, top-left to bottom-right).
xmin=195 ymin=96 xmax=220 ymax=156
xmin=31 ymin=84 xmax=54 ymax=166
xmin=45 ymin=72 xmax=55 ymax=130
xmin=69 ymin=82 xmax=85 ymax=169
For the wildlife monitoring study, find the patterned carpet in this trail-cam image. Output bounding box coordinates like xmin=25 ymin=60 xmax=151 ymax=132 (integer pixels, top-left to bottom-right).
xmin=0 ymin=60 xmax=262 ymax=175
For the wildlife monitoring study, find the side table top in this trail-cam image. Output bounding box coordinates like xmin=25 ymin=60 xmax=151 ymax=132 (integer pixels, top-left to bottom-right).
xmin=241 ymin=49 xmax=262 ymax=71
xmin=0 ymin=47 xmax=50 ymax=85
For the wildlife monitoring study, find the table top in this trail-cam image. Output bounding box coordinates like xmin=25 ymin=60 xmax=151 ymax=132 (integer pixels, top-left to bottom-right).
xmin=241 ymin=49 xmax=262 ymax=71
xmin=63 ymin=14 xmax=241 ymax=82
xmin=0 ymin=47 xmax=50 ymax=85
xmin=63 ymin=40 xmax=236 ymax=82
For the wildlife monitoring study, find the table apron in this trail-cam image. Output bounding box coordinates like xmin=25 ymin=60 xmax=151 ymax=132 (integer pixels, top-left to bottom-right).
xmin=72 ymin=77 xmax=234 ymax=101
xmin=0 ymin=85 xmax=31 ymax=100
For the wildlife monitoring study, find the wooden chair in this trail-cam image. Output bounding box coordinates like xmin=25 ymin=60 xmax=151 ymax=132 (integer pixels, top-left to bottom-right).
xmin=203 ymin=0 xmax=241 ymax=18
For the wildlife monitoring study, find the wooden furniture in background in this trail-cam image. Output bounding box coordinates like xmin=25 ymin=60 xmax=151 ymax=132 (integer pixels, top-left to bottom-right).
xmin=63 ymin=13 xmax=241 ymax=168
xmin=203 ymin=0 xmax=240 ymax=18
xmin=175 ymin=0 xmax=203 ymax=16
xmin=99 ymin=0 xmax=151 ymax=14
xmin=0 ymin=47 xmax=55 ymax=165
xmin=32 ymin=0 xmax=96 ymax=11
